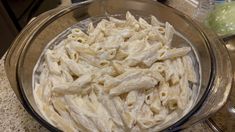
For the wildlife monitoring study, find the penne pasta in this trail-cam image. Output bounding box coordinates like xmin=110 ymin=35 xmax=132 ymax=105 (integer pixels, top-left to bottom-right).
xmin=109 ymin=76 xmax=158 ymax=96
xmin=34 ymin=11 xmax=198 ymax=131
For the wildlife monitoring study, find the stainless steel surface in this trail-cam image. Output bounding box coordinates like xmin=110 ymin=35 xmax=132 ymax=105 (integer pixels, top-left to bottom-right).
xmin=4 ymin=0 xmax=233 ymax=131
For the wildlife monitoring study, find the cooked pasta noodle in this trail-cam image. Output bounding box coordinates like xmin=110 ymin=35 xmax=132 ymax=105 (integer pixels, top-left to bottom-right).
xmin=33 ymin=12 xmax=197 ymax=131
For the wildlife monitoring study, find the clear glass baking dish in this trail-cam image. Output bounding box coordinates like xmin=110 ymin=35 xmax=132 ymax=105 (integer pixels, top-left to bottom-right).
xmin=4 ymin=0 xmax=233 ymax=131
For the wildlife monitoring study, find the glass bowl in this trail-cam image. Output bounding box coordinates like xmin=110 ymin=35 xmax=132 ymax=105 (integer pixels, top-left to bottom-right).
xmin=4 ymin=0 xmax=233 ymax=131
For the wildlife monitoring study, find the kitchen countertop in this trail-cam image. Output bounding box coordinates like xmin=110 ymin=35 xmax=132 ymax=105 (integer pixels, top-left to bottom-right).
xmin=0 ymin=55 xmax=47 ymax=132
xmin=0 ymin=0 xmax=216 ymax=131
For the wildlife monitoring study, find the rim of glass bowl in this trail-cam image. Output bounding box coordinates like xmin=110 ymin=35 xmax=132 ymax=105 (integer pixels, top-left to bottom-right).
xmin=16 ymin=1 xmax=216 ymax=131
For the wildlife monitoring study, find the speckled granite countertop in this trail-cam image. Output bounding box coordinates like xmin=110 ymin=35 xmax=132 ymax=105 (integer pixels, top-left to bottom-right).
xmin=0 ymin=0 xmax=216 ymax=131
xmin=0 ymin=55 xmax=48 ymax=132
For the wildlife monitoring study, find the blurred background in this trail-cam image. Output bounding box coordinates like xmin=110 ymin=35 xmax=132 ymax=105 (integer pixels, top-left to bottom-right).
xmin=0 ymin=0 xmax=87 ymax=58
xmin=0 ymin=0 xmax=234 ymax=58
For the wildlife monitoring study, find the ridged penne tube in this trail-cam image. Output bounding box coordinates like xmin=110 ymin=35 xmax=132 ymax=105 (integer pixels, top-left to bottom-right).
xmin=137 ymin=104 xmax=155 ymax=129
xmin=109 ymin=17 xmax=126 ymax=26
xmin=138 ymin=17 xmax=151 ymax=29
xmin=43 ymin=105 xmax=77 ymax=132
xmin=147 ymin=27 xmax=166 ymax=43
xmin=61 ymin=70 xmax=73 ymax=82
xmin=150 ymin=62 xmax=165 ymax=73
xmin=115 ymin=49 xmax=128 ymax=60
xmin=70 ymin=42 xmax=96 ymax=56
xmin=159 ymin=83 xmax=169 ymax=102
xmin=98 ymin=94 xmax=124 ymax=128
xmin=53 ymin=74 xmax=92 ymax=95
xmin=126 ymin=11 xmax=140 ymax=31
xmin=150 ymin=93 xmax=162 ymax=114
xmin=45 ymin=50 xmax=61 ymax=74
xmin=126 ymin=44 xmax=162 ymax=66
xmin=150 ymin=15 xmax=164 ymax=27
xmin=121 ymin=110 xmax=136 ymax=129
xmin=61 ymin=57 xmax=84 ymax=76
xmin=87 ymin=22 xmax=95 ymax=34
xmin=182 ymin=55 xmax=197 ymax=83
xmin=165 ymin=22 xmax=175 ymax=47
xmin=109 ymin=76 xmax=158 ymax=96
xmin=126 ymin=90 xmax=138 ymax=107
xmin=112 ymin=61 xmax=125 ymax=75
xmin=64 ymin=95 xmax=99 ymax=132
xmin=131 ymin=92 xmax=145 ymax=121
xmin=159 ymin=47 xmax=191 ymax=60
xmin=51 ymin=97 xmax=81 ymax=130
